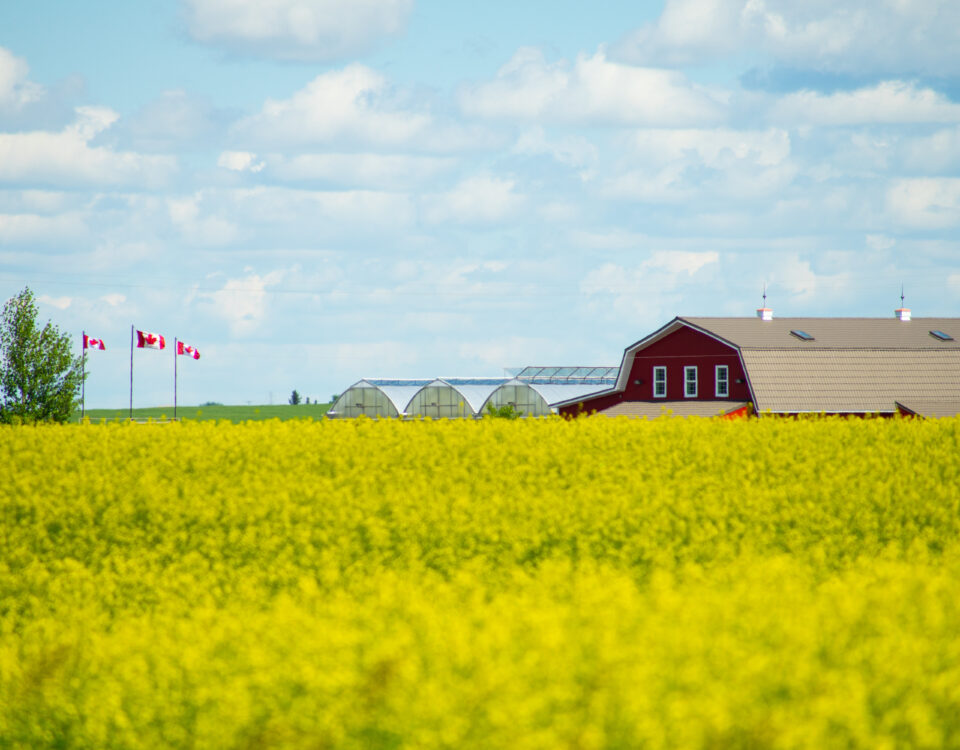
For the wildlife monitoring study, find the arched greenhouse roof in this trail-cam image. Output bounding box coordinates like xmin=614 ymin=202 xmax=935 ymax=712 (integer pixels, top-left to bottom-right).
xmin=408 ymin=378 xmax=505 ymax=416
xmin=328 ymin=379 xmax=431 ymax=417
xmin=479 ymin=379 xmax=615 ymax=415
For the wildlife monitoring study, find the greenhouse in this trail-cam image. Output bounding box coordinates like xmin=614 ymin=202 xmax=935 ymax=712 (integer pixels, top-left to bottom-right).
xmin=480 ymin=379 xmax=615 ymax=417
xmin=405 ymin=379 xmax=505 ymax=419
xmin=511 ymin=366 xmax=620 ymax=382
xmin=328 ymin=367 xmax=619 ymax=419
xmin=327 ymin=379 xmax=430 ymax=418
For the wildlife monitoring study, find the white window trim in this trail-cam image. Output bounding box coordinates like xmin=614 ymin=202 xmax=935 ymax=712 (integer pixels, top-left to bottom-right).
xmin=653 ymin=366 xmax=667 ymax=399
xmin=684 ymin=366 xmax=698 ymax=398
xmin=715 ymin=365 xmax=729 ymax=398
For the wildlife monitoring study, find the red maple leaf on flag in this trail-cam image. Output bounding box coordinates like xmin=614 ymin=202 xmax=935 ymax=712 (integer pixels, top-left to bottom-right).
xmin=177 ymin=341 xmax=201 ymax=360
xmin=136 ymin=330 xmax=166 ymax=349
xmin=83 ymin=335 xmax=105 ymax=350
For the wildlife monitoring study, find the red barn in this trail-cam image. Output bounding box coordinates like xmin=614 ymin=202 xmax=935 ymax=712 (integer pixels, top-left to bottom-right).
xmin=557 ymin=308 xmax=960 ymax=418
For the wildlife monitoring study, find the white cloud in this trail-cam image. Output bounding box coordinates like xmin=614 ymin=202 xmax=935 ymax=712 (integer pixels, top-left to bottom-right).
xmin=580 ymin=262 xmax=691 ymax=323
xmin=457 ymin=336 xmax=559 ymax=371
xmin=616 ymin=0 xmax=745 ymax=66
xmin=628 ymin=128 xmax=790 ymax=167
xmin=267 ymin=153 xmax=456 ymax=188
xmin=100 ymin=293 xmax=126 ymax=307
xmin=0 ymin=107 xmax=177 ymax=187
xmin=422 ymin=175 xmax=524 ymax=225
xmin=233 ymin=65 xmax=425 ymax=147
xmin=603 ymin=128 xmax=796 ymax=203
xmin=0 ymin=46 xmax=44 ymax=112
xmin=646 ymin=250 xmax=720 ymax=275
xmin=167 ymin=193 xmax=239 ymax=246
xmin=581 ymin=252 xmax=721 ymax=321
xmin=616 ymin=0 xmax=960 ymax=75
xmin=182 ymin=0 xmax=413 ymax=61
xmin=866 ymin=234 xmax=896 ymax=251
xmin=0 ymin=211 xmax=87 ymax=245
xmin=333 ymin=340 xmax=420 ymax=373
xmin=127 ymin=90 xmax=224 ymax=150
xmin=900 ymin=126 xmax=960 ymax=173
xmin=227 ymin=186 xmax=416 ymax=231
xmin=775 ymin=256 xmax=818 ymax=299
xmin=459 ymin=48 xmax=726 ymax=127
xmin=0 ymin=190 xmax=82 ymax=215
xmin=949 ymin=274 xmax=960 ymax=294
xmin=570 ymin=229 xmax=650 ymax=251
xmin=769 ymin=82 xmax=960 ymax=126
xmin=512 ymin=126 xmax=598 ymax=170
xmin=37 ymin=294 xmax=72 ymax=310
xmin=198 ymin=269 xmax=286 ymax=335
xmin=232 ymin=65 xmax=483 ymax=152
xmin=218 ymin=150 xmax=264 ymax=172
xmin=886 ymin=178 xmax=960 ymax=229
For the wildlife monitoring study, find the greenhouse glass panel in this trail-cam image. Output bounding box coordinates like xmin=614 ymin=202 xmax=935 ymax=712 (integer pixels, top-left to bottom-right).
xmin=484 ymin=383 xmax=550 ymax=416
xmin=330 ymin=385 xmax=399 ymax=418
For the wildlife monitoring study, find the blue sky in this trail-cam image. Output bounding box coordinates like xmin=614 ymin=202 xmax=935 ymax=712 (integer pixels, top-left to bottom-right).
xmin=2 ymin=0 xmax=959 ymax=408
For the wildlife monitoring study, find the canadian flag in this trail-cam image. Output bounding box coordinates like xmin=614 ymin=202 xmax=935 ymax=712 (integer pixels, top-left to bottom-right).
xmin=177 ymin=341 xmax=200 ymax=360
xmin=136 ymin=330 xmax=165 ymax=350
xmin=83 ymin=334 xmax=105 ymax=350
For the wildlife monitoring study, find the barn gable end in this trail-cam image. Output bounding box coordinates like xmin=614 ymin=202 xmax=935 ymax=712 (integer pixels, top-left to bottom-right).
xmin=558 ymin=320 xmax=751 ymax=416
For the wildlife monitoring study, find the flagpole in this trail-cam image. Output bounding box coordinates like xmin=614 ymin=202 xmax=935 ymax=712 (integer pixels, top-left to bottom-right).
xmin=174 ymin=338 xmax=178 ymax=420
xmin=129 ymin=324 xmax=134 ymax=420
xmin=81 ymin=330 xmax=85 ymax=421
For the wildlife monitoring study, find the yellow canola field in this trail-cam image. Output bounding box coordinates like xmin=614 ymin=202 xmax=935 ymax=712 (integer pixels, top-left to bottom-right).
xmin=2 ymin=416 xmax=960 ymax=749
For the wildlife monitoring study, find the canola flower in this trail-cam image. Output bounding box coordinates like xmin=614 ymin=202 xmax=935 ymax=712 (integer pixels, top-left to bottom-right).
xmin=1 ymin=416 xmax=959 ymax=749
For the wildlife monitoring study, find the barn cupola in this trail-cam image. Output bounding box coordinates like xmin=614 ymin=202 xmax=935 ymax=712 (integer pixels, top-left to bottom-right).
xmin=895 ymin=286 xmax=911 ymax=321
xmin=756 ymin=285 xmax=772 ymax=320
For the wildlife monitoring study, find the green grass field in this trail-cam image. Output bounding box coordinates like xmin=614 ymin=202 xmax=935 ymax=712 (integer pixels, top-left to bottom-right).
xmin=74 ymin=402 xmax=331 ymax=423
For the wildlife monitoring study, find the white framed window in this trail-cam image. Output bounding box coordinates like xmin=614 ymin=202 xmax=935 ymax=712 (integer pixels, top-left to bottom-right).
xmin=715 ymin=365 xmax=729 ymax=397
xmin=684 ymin=366 xmax=698 ymax=398
xmin=653 ymin=366 xmax=667 ymax=398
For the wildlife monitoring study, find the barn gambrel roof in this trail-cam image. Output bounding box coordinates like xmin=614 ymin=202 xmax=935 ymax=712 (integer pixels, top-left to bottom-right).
xmin=563 ymin=316 xmax=960 ymax=416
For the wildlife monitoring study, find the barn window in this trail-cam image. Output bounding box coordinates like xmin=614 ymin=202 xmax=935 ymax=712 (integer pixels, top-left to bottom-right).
xmin=715 ymin=366 xmax=729 ymax=397
xmin=684 ymin=366 xmax=698 ymax=398
xmin=653 ymin=367 xmax=667 ymax=398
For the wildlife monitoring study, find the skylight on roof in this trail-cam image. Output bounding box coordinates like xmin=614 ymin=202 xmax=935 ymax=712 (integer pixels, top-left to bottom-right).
xmin=930 ymin=330 xmax=955 ymax=341
xmin=790 ymin=329 xmax=815 ymax=341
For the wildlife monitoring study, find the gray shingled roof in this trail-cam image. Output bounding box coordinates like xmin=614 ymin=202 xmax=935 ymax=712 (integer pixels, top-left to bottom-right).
xmin=896 ymin=400 xmax=960 ymax=418
xmin=681 ymin=317 xmax=960 ymax=350
xmin=679 ymin=317 xmax=960 ymax=415
xmin=741 ymin=349 xmax=960 ymax=413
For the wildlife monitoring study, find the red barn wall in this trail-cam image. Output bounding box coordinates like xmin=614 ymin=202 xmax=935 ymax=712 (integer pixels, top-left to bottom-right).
xmin=560 ymin=325 xmax=752 ymax=416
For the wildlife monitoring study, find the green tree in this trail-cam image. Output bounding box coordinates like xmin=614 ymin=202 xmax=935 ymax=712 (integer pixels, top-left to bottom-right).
xmin=0 ymin=287 xmax=84 ymax=424
xmin=289 ymin=389 xmax=301 ymax=405
xmin=485 ymin=402 xmax=522 ymax=419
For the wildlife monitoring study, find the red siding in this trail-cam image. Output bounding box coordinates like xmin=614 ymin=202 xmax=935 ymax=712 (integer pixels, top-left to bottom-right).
xmin=560 ymin=324 xmax=753 ymax=416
